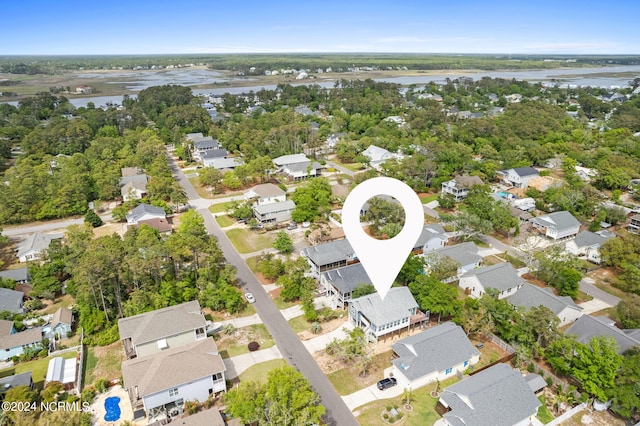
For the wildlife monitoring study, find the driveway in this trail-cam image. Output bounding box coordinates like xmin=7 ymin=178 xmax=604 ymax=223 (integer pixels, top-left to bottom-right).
xmin=223 ymin=346 xmax=283 ymax=379
xmin=579 ymin=277 xmax=620 ymax=307
xmin=342 ymin=381 xmax=404 ymax=411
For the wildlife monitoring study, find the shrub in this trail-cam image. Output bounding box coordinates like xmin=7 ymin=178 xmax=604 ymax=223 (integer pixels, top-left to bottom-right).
xmin=84 ymin=209 xmax=103 ymax=227
xmin=527 ymin=363 xmax=535 ymax=373
xmin=94 ymin=378 xmax=108 ymax=393
xmin=81 ymin=387 xmax=96 ymax=403
xmin=184 ymin=399 xmax=200 ymax=415
xmin=546 ymin=376 xmax=554 ymax=386
xmin=383 ymin=413 xmax=389 ymax=420
xmin=248 ymin=341 xmax=260 ymax=352
xmin=222 ymin=324 xmax=236 ymax=335
xmin=310 ymin=322 xmax=322 ymax=334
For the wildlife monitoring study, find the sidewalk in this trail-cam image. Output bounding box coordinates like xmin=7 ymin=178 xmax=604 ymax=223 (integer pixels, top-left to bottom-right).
xmin=219 ymin=313 xmax=262 ymax=329
xmin=280 ymin=296 xmax=329 ymax=321
xmin=223 ymin=345 xmax=283 ymax=379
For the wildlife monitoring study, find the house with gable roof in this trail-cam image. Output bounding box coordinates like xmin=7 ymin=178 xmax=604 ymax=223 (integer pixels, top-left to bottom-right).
xmin=390 ymin=322 xmax=480 ymax=390
xmin=201 ymin=148 xmax=229 ymax=167
xmin=458 ymin=262 xmax=526 ymax=299
xmin=361 ymin=145 xmax=397 ymax=170
xmin=0 ymin=267 xmax=29 ymax=284
xmin=118 ymin=300 xmax=207 ymax=359
xmin=272 ymin=153 xmax=322 ymax=180
xmin=126 ymin=204 xmax=166 ymax=226
xmin=565 ymin=230 xmax=615 ymax=264
xmin=530 ymin=211 xmax=581 ymax=240
xmin=424 ymin=242 xmax=483 ymax=281
xmin=0 ymin=372 xmax=33 ymax=401
xmin=320 ymin=263 xmax=372 ymax=309
xmin=413 ymin=224 xmax=449 ymax=254
xmin=0 ymin=326 xmax=43 ymax=361
xmin=122 ymin=338 xmax=226 ymax=422
xmin=300 ymin=239 xmax=356 ymax=277
xmin=244 ymin=183 xmax=286 ymax=205
xmin=15 ymin=232 xmax=64 ymax=263
xmin=565 ymin=315 xmax=640 ymax=354
xmin=43 ymin=307 xmax=74 ymax=340
xmin=508 ymin=284 xmax=583 ymax=326
xmin=498 ymin=167 xmax=540 ymax=189
xmin=438 ymin=363 xmax=541 ymax=426
xmin=120 ymin=169 xmax=148 ymax=201
xmin=348 ymin=287 xmax=426 ymax=343
xmin=0 ymin=288 xmax=25 ymax=313
xmin=441 ymin=176 xmax=484 ymax=202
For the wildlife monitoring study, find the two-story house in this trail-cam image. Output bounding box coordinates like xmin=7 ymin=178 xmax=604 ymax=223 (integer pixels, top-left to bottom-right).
xmin=320 ymin=263 xmax=371 ymax=310
xmin=348 ymin=287 xmax=426 ymax=343
xmin=441 ymin=176 xmax=484 ymax=202
xmin=120 ymin=168 xmax=148 ymax=201
xmin=272 ymin=154 xmax=322 ymax=181
xmin=413 ymin=224 xmax=449 ymax=254
xmin=361 ymin=145 xmax=396 ymax=170
xmin=244 ymin=183 xmax=286 ymax=205
xmin=565 ymin=230 xmax=615 ymax=264
xmin=118 ymin=300 xmax=207 ymax=359
xmin=498 ymin=167 xmax=540 ymax=189
xmin=628 ymin=214 xmax=640 ymax=233
xmin=15 ymin=232 xmax=64 ymax=263
xmin=300 ymin=239 xmax=356 ymax=277
xmin=423 ymin=242 xmax=483 ymax=282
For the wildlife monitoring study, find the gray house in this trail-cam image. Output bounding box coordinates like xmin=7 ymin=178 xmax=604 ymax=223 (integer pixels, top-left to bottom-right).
xmin=15 ymin=232 xmax=64 ymax=263
xmin=458 ymin=262 xmax=525 ymax=299
xmin=438 ymin=363 xmax=541 ymax=426
xmin=118 ymin=300 xmax=207 ymax=359
xmin=0 ymin=267 xmax=30 ymax=284
xmin=126 ymin=204 xmax=166 ymax=226
xmin=348 ymin=287 xmax=426 ymax=343
xmin=300 ymin=239 xmax=356 ymax=277
xmin=413 ymin=224 xmax=448 ymax=254
xmin=565 ymin=230 xmax=614 ymax=264
xmin=0 ymin=372 xmax=34 ymax=400
xmin=391 ymin=322 xmax=480 ymax=390
xmin=424 ymin=242 xmax=483 ymax=281
xmin=530 ymin=211 xmax=581 ymax=240
xmin=252 ymin=199 xmax=296 ymax=225
xmin=508 ymin=284 xmax=583 ymax=326
xmin=441 ymin=176 xmax=484 ymax=201
xmin=320 ymin=263 xmax=372 ymax=310
xmin=0 ymin=288 xmax=24 ymax=313
xmin=565 ymin=315 xmax=640 ymax=354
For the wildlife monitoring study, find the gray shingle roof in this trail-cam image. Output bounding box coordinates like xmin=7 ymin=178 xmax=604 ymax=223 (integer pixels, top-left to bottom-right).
xmin=350 ymin=287 xmax=418 ymax=326
xmin=51 ymin=307 xmax=73 ymax=329
xmin=322 ymin=263 xmax=371 ymax=294
xmin=201 ymin=148 xmax=228 ymax=159
xmin=126 ymin=204 xmax=166 ymax=222
xmin=509 ymin=284 xmax=582 ymax=316
xmin=301 ymin=239 xmax=354 ymax=267
xmin=177 ymin=408 xmax=225 ymax=426
xmin=414 ymin=224 xmax=447 ymax=249
xmin=0 ymin=288 xmax=24 ymax=313
xmin=440 ymin=363 xmax=540 ymax=426
xmin=531 ymin=211 xmax=580 ymax=232
xmin=525 ymin=373 xmax=547 ymax=394
xmin=0 ymin=267 xmax=29 ymax=283
xmin=193 ymin=137 xmax=219 ymax=150
xmin=248 ymin=183 xmax=285 ymax=198
xmin=452 ymin=175 xmax=484 ymax=188
xmin=253 ymin=199 xmax=296 ymax=215
xmin=119 ymin=174 xmax=148 ymax=187
xmin=284 ymin=161 xmax=322 ymax=173
xmin=0 ymin=320 xmax=13 ymax=337
xmin=572 ymin=230 xmax=613 ymax=248
xmin=431 ymin=242 xmax=482 ymax=267
xmin=16 ymin=232 xmax=64 ymax=260
xmin=273 ymin=153 xmax=309 ymax=166
xmin=392 ymin=322 xmax=479 ymax=381
xmin=0 ymin=327 xmax=42 ymax=350
xmin=512 ymin=167 xmax=539 ymax=177
xmin=565 ymin=315 xmax=640 ymax=354
xmin=122 ymin=338 xmax=224 ymax=398
xmin=118 ymin=300 xmax=206 ymax=347
xmin=461 ymin=263 xmax=524 ymax=292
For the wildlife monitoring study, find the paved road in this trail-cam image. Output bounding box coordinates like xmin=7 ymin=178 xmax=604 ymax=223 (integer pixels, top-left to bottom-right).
xmin=326 ymin=160 xmax=356 ymax=177
xmin=2 ymin=213 xmax=114 ymax=238
xmin=579 ymin=277 xmax=621 ymax=307
xmin=168 ymin=153 xmax=359 ymax=426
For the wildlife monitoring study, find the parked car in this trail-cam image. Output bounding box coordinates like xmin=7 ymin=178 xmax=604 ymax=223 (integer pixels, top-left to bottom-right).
xmin=245 ymin=293 xmax=256 ymax=304
xmin=287 ymin=222 xmax=297 ymax=230
xmin=377 ymin=377 xmax=397 ymax=391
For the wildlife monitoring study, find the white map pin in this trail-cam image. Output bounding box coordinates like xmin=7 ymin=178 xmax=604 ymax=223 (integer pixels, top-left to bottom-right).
xmin=342 ymin=177 xmax=424 ymax=300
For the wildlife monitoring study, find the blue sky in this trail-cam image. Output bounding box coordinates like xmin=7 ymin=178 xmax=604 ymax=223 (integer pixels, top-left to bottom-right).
xmin=2 ymin=0 xmax=638 ymax=55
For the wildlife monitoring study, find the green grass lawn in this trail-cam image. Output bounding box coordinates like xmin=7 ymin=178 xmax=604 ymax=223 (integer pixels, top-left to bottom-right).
xmin=328 ymin=351 xmax=393 ymax=395
xmin=504 ymin=253 xmax=526 ymax=268
xmin=218 ymin=324 xmax=275 ymax=359
xmin=336 ymin=161 xmax=364 ymax=172
xmin=245 ymin=255 xmax=261 ymax=273
xmin=355 ymin=377 xmax=459 ymax=425
xmin=238 ymin=359 xmax=288 ymax=384
xmin=187 ymin=176 xmax=213 ymax=199
xmin=225 ymin=228 xmax=275 ymax=254
xmin=209 ymin=201 xmax=236 ymax=214
xmin=288 ymin=315 xmax=312 ymax=334
xmin=272 ymin=297 xmax=298 ymax=310
xmin=419 ymin=193 xmax=439 ymax=204
xmin=537 ymin=395 xmax=555 ymax=424
xmin=0 ymin=351 xmax=78 ymax=391
xmin=82 ymin=347 xmax=99 ymax=387
xmin=216 ymin=215 xmax=235 ymax=227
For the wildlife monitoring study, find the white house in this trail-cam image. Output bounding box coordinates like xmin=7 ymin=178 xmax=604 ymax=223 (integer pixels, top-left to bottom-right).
xmin=15 ymin=232 xmax=64 ymax=263
xmin=252 ymin=200 xmax=296 ymax=225
xmin=126 ymin=204 xmax=167 ymax=226
xmin=244 ymin=183 xmax=286 ymax=205
xmin=361 ymin=145 xmax=396 ymax=170
xmin=508 ymin=284 xmax=583 ymax=327
xmin=122 ymin=338 xmax=226 ymax=422
xmin=201 ymin=149 xmax=229 ymax=167
xmin=413 ymin=224 xmax=449 ymax=254
xmin=441 ymin=176 xmax=484 ymax=201
xmin=320 ymin=263 xmax=371 ymax=310
xmin=565 ymin=230 xmax=615 ymax=264
xmin=565 ymin=315 xmax=640 ymax=354
xmin=391 ymin=322 xmax=480 ymax=390
xmin=459 ymin=262 xmax=525 ymax=299
xmin=348 ymin=287 xmax=426 ymax=343
xmin=424 ymin=242 xmax=483 ymax=281
xmin=498 ymin=167 xmax=540 ymax=189
xmin=530 ymin=211 xmax=581 ymax=240
xmin=272 ymin=154 xmax=322 ymax=180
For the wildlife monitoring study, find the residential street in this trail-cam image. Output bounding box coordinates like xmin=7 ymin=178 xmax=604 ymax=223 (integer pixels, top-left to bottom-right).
xmin=168 ymin=153 xmax=359 ymax=426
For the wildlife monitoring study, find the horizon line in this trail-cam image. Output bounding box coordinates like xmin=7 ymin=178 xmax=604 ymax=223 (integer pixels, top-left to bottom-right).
xmin=2 ymin=52 xmax=640 ymax=57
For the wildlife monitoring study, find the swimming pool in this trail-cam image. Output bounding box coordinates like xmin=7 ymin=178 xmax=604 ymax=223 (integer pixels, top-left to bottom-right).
xmin=104 ymin=396 xmax=121 ymax=422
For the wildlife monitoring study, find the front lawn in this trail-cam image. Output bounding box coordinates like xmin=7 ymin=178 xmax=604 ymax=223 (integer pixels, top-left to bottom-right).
xmin=216 ymin=215 xmax=235 ymax=227
xmin=336 ymin=161 xmax=364 ymax=172
xmin=226 ymin=228 xmax=275 ymax=254
xmin=217 ymin=324 xmax=275 ymax=358
xmin=209 ymin=201 xmax=236 ymax=214
xmin=188 ymin=176 xmax=213 ymax=199
xmin=355 ymin=377 xmax=459 ymax=425
xmin=419 ymin=193 xmax=439 ymax=204
xmin=0 ymin=351 xmax=78 ymax=391
xmin=327 ymin=350 xmax=393 ymax=395
xmin=238 ymin=359 xmax=288 ymax=384
xmin=272 ymin=296 xmax=298 ymax=310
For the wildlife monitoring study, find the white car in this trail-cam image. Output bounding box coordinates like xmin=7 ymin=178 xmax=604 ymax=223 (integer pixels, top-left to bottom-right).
xmin=245 ymin=292 xmax=256 ymax=304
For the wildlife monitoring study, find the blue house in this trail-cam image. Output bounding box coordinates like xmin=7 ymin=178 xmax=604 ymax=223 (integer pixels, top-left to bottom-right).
xmin=0 ymin=325 xmax=43 ymax=361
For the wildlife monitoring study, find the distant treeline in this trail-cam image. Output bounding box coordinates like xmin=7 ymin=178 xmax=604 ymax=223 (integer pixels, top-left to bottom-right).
xmin=1 ymin=53 xmax=640 ymax=74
